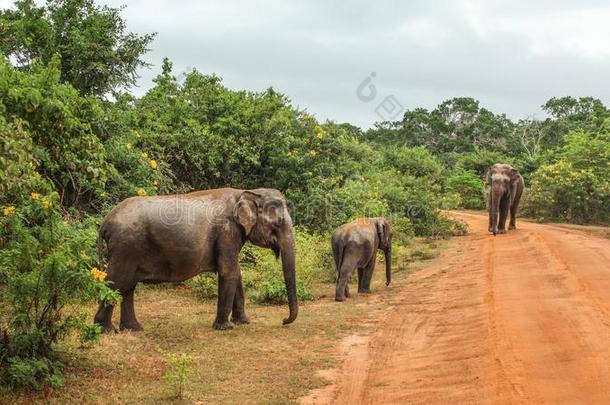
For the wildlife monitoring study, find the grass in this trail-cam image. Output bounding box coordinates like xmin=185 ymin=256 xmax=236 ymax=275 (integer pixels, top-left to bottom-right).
xmin=4 ymin=238 xmax=446 ymax=405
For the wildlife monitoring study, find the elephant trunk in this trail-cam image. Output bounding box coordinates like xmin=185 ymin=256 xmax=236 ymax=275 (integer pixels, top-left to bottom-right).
xmin=280 ymin=228 xmax=298 ymax=325
xmin=384 ymin=244 xmax=392 ymax=286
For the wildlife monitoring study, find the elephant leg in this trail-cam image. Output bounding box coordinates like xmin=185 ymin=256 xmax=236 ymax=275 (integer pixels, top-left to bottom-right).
xmin=498 ymin=195 xmax=509 ymax=234
xmin=213 ymin=246 xmax=241 ymax=330
xmin=357 ymin=268 xmax=364 ymax=291
xmin=509 ymin=205 xmax=517 ymax=230
xmin=231 ymin=273 xmax=250 ymax=325
xmin=359 ymin=259 xmax=375 ymax=293
xmin=509 ymin=190 xmax=522 ymax=230
xmin=119 ymin=287 xmax=143 ymax=331
xmin=94 ymin=303 xmax=117 ymax=333
xmin=335 ymin=252 xmax=358 ymax=301
xmin=214 ymin=274 xmax=238 ymax=330
xmin=488 ymin=192 xmax=494 ymax=233
xmin=335 ymin=269 xmax=350 ymax=301
xmin=336 ymin=255 xmax=358 ymax=302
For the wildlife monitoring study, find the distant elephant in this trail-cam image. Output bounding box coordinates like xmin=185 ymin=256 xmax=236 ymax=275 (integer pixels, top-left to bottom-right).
xmin=331 ymin=218 xmax=392 ymax=301
xmin=486 ymin=164 xmax=524 ymax=235
xmin=94 ymin=188 xmax=298 ymax=332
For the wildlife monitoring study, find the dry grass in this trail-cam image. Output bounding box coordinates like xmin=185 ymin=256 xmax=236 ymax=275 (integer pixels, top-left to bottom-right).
xmin=5 ymin=238 xmax=445 ymax=405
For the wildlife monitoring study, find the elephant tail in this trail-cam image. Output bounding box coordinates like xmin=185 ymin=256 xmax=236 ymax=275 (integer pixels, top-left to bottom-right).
xmin=97 ymin=222 xmax=109 ymax=269
xmin=332 ymin=238 xmax=345 ymax=281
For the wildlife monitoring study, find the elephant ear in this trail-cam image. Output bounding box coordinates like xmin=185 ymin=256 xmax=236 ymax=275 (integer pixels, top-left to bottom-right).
xmin=375 ymin=219 xmax=387 ymax=246
xmin=483 ymin=168 xmax=490 ymax=183
xmin=510 ymin=168 xmax=521 ymax=184
xmin=234 ymin=191 xmax=260 ymax=236
xmin=484 ymin=166 xmax=494 ymax=184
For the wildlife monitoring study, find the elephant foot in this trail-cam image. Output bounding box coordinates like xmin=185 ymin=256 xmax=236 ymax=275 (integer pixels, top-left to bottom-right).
xmin=509 ymin=224 xmax=516 ymax=230
xmin=358 ymin=288 xmax=372 ymax=294
xmin=488 ymin=227 xmax=493 ymax=233
xmin=212 ymin=320 xmax=234 ymax=330
xmin=230 ymin=314 xmax=250 ymax=325
xmin=497 ymin=229 xmax=506 ymax=234
xmin=98 ymin=323 xmax=118 ymax=334
xmin=119 ymin=321 xmax=143 ymax=332
xmin=335 ymin=295 xmax=346 ymax=302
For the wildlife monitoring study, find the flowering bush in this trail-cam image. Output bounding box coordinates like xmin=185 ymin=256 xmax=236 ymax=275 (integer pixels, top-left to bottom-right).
xmin=0 ymin=188 xmax=119 ymax=390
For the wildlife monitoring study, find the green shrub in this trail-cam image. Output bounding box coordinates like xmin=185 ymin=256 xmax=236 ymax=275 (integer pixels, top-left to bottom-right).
xmin=455 ymin=149 xmax=513 ymax=177
xmin=250 ymin=269 xmax=313 ymax=305
xmin=293 ymin=228 xmax=334 ymax=283
xmin=385 ymin=146 xmax=443 ymax=181
xmin=0 ymin=196 xmax=119 ymax=390
xmin=0 ymin=57 xmax=111 ymax=209
xmin=524 ymin=161 xmax=610 ymax=223
xmin=161 ymin=351 xmax=193 ymax=400
xmin=523 ymin=130 xmax=610 ymax=224
xmin=187 ymin=273 xmax=218 ymax=300
xmin=445 ymin=169 xmax=485 ymax=209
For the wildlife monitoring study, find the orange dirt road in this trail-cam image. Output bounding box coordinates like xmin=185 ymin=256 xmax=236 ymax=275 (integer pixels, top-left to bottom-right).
xmin=302 ymin=212 xmax=610 ymax=405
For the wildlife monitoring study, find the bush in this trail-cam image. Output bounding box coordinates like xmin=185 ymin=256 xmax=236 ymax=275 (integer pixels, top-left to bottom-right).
xmin=455 ymin=149 xmax=513 ymax=177
xmin=445 ymin=169 xmax=485 ymax=209
xmin=523 ymin=130 xmax=610 ymax=224
xmin=161 ymin=351 xmax=193 ymax=400
xmin=524 ymin=161 xmax=610 ymax=223
xmin=0 ymin=57 xmax=111 ymax=209
xmin=0 ymin=196 xmax=119 ymax=389
xmin=187 ymin=273 xmax=218 ymax=300
xmin=250 ymin=271 xmax=313 ymax=305
xmin=241 ymin=238 xmax=315 ymax=304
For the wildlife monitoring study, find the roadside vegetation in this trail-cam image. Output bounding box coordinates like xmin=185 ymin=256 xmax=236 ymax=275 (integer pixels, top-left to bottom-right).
xmin=1 ymin=0 xmax=608 ymax=397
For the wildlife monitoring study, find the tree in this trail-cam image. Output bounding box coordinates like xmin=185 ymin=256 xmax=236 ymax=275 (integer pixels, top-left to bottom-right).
xmin=0 ymin=0 xmax=155 ymax=96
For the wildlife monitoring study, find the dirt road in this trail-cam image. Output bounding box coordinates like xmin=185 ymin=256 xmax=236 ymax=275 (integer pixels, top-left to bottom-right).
xmin=301 ymin=212 xmax=610 ymax=404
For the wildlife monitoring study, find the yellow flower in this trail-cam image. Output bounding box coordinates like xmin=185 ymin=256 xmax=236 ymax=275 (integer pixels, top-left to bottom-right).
xmin=149 ymin=160 xmax=158 ymax=170
xmin=153 ymin=180 xmax=158 ymax=186
xmin=125 ymin=143 xmax=132 ymax=150
xmin=309 ymin=150 xmax=317 ymax=158
xmin=31 ymin=192 xmax=40 ymax=200
xmin=137 ymin=188 xmax=147 ymax=196
xmin=90 ymin=267 xmax=107 ymax=282
xmin=141 ymin=152 xmax=149 ymax=160
xmin=3 ymin=206 xmax=16 ymax=216
xmin=42 ymin=199 xmax=51 ymax=210
xmin=28 ymin=161 xmax=35 ymax=169
xmin=287 ymin=151 xmax=293 ymax=157
xmin=79 ymin=250 xmax=87 ymax=258
xmin=315 ymin=125 xmax=324 ymax=139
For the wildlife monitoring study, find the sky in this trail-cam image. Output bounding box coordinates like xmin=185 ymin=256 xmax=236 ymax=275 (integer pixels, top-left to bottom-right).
xmin=4 ymin=0 xmax=610 ymax=128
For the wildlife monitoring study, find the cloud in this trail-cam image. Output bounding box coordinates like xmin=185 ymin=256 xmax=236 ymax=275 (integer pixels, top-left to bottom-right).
xmin=3 ymin=0 xmax=610 ymax=127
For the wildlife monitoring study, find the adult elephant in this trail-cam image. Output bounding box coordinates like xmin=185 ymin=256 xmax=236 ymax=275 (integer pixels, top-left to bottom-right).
xmin=486 ymin=164 xmax=524 ymax=235
xmin=94 ymin=188 xmax=298 ymax=332
xmin=331 ymin=218 xmax=392 ymax=301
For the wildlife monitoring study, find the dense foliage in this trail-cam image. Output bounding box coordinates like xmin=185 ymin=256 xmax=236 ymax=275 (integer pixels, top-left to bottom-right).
xmin=0 ymin=0 xmax=154 ymax=96
xmin=1 ymin=0 xmax=608 ymax=392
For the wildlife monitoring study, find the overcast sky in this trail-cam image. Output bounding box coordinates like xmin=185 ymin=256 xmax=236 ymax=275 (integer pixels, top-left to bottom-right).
xmin=6 ymin=0 xmax=610 ymax=128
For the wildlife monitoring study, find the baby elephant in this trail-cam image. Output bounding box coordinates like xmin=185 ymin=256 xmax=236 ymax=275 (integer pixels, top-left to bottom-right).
xmin=331 ymin=218 xmax=392 ymax=301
